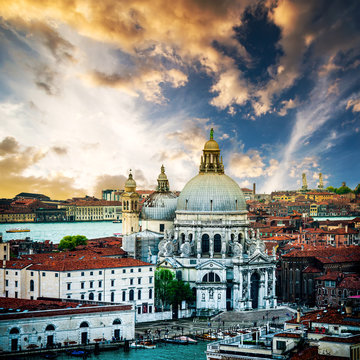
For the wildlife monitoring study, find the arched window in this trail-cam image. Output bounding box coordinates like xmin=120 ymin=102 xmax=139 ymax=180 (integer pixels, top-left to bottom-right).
xmin=45 ymin=324 xmax=55 ymax=331
xmin=111 ymin=292 xmax=115 ymax=302
xmin=231 ymin=233 xmax=235 ymax=241
xmin=138 ymin=290 xmax=141 ymax=300
xmin=122 ymin=291 xmax=126 ymax=301
xmin=202 ymin=272 xmax=220 ymax=283
xmin=98 ymin=293 xmax=102 ymax=301
xmin=238 ymin=233 xmax=243 ymax=243
xmin=10 ymin=328 xmax=19 ymax=334
xmin=180 ymin=233 xmax=185 ymax=244
xmin=113 ymin=319 xmax=121 ymax=325
xmin=201 ymin=234 xmax=210 ymax=254
xmin=80 ymin=322 xmax=89 ymax=328
xmin=89 ymin=292 xmax=94 ymax=300
xmin=129 ymin=289 xmax=134 ymax=301
xmin=30 ymin=279 xmax=34 ymax=292
xmin=214 ymin=234 xmax=221 ymax=253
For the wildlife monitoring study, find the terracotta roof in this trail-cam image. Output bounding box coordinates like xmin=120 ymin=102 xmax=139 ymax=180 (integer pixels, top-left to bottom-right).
xmin=290 ymin=346 xmax=346 ymax=360
xmin=28 ymin=257 xmax=151 ymax=271
xmin=315 ymin=272 xmax=339 ymax=281
xmin=320 ymin=335 xmax=360 ymax=343
xmin=303 ymin=265 xmax=322 ymax=273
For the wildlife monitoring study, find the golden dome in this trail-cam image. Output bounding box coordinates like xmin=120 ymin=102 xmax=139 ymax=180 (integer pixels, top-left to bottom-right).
xmin=204 ymin=139 xmax=220 ymax=151
xmin=125 ymin=172 xmax=136 ymax=192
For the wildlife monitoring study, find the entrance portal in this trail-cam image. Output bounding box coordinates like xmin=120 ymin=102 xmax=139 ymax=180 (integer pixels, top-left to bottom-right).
xmin=250 ymin=272 xmax=260 ymax=309
xmin=81 ymin=332 xmax=88 ymax=344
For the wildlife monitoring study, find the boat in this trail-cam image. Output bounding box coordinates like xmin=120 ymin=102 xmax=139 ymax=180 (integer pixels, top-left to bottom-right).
xmin=174 ymin=336 xmax=197 ymax=344
xmin=67 ymin=349 xmax=89 ymax=357
xmin=42 ymin=352 xmax=58 ymax=359
xmin=113 ymin=220 xmax=122 ymax=223
xmin=130 ymin=341 xmax=156 ymax=349
xmin=163 ymin=338 xmax=188 ymax=345
xmin=6 ymin=228 xmax=30 ymax=233
xmin=113 ymin=233 xmax=122 ymax=237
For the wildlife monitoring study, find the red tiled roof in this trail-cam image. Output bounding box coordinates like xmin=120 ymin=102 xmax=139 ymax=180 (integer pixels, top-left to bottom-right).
xmin=303 ymin=265 xmax=322 ymax=273
xmin=290 ymin=346 xmax=346 ymax=360
xmin=320 ymin=335 xmax=360 ymax=344
xmin=315 ymin=272 xmax=339 ymax=280
xmin=28 ymin=257 xmax=151 ymax=271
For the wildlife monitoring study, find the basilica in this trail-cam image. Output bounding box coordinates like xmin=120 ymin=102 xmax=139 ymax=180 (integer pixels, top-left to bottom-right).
xmin=122 ymin=130 xmax=277 ymax=314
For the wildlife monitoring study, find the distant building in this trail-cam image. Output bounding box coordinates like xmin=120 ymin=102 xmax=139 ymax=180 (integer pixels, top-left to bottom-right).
xmin=14 ymin=192 xmax=50 ymax=201
xmin=102 ymin=189 xmax=123 ymax=201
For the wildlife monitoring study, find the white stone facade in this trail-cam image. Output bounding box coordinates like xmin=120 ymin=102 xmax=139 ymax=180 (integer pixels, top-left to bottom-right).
xmin=0 ymin=264 xmax=155 ymax=318
xmin=0 ymin=304 xmax=134 ymax=352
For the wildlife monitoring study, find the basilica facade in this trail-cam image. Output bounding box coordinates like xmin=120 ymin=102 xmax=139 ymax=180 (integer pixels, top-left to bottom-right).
xmin=123 ymin=130 xmax=277 ymax=314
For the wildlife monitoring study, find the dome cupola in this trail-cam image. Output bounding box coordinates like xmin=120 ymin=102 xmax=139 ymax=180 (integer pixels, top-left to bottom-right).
xmin=124 ymin=171 xmax=136 ymax=192
xmin=199 ymin=128 xmax=224 ymax=174
xmin=157 ymin=165 xmax=170 ymax=192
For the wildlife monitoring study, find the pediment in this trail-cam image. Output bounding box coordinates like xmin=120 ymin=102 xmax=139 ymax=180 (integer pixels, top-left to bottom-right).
xmin=247 ymin=252 xmax=270 ymax=264
xmin=196 ymin=259 xmax=226 ymax=270
xmin=157 ymin=257 xmax=182 ymax=269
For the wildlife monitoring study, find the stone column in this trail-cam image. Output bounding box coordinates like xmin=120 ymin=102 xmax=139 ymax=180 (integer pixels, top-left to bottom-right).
xmin=221 ymin=229 xmax=226 ymax=259
xmin=247 ymin=270 xmax=252 ymax=309
xmin=264 ymin=270 xmax=269 ymax=309
xmin=197 ymin=230 xmax=201 ymax=258
xmin=210 ymin=232 xmax=214 ymax=258
xmin=272 ymin=267 xmax=277 ymax=307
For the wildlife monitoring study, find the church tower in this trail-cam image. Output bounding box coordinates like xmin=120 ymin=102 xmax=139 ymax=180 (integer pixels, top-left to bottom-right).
xmin=121 ymin=171 xmax=140 ymax=235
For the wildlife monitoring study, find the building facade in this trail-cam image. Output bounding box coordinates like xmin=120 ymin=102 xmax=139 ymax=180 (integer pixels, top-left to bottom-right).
xmin=156 ymin=130 xmax=277 ymax=314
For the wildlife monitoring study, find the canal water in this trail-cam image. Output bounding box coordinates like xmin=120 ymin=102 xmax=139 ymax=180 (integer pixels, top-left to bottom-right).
xmin=30 ymin=341 xmax=208 ymax=360
xmin=0 ymin=221 xmax=123 ymax=243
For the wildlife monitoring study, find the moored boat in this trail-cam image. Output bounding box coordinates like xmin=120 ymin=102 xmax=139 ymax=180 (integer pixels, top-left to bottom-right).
xmin=6 ymin=228 xmax=30 ymax=233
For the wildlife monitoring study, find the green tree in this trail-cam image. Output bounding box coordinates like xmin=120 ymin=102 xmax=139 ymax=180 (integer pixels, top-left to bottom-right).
xmin=155 ymin=268 xmax=195 ymax=310
xmin=58 ymin=235 xmax=88 ymax=251
xmin=155 ymin=268 xmax=175 ymax=309
xmin=326 ymin=186 xmax=337 ymax=193
xmin=335 ymin=186 xmax=353 ymax=195
xmin=168 ymin=280 xmax=194 ymax=309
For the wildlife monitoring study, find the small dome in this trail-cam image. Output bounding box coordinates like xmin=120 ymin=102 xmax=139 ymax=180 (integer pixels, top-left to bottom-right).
xmin=142 ymin=192 xmax=178 ymax=220
xmin=125 ymin=172 xmax=136 ymax=192
xmin=204 ymin=139 xmax=220 ymax=151
xmin=177 ymin=173 xmax=246 ymax=212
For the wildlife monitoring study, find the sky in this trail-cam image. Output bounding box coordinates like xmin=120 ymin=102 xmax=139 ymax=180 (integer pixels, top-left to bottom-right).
xmin=0 ymin=0 xmax=360 ymax=199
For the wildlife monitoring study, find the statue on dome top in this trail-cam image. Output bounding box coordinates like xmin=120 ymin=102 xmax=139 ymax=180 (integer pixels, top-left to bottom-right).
xmin=210 ymin=127 xmax=214 ymax=140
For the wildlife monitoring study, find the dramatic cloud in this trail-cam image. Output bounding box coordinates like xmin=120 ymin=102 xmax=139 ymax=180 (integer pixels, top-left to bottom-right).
xmin=93 ymin=174 xmax=127 ymax=198
xmin=0 ymin=137 xmax=85 ymax=199
xmin=346 ymin=98 xmax=360 ymax=113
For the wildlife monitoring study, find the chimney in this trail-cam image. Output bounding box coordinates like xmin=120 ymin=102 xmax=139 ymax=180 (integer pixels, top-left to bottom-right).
xmin=253 ymin=183 xmax=256 ymax=195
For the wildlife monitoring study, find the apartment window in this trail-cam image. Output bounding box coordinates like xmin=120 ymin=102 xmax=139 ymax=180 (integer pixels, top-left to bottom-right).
xmin=90 ymin=271 xmax=93 ymax=276
xmin=81 ymin=282 xmax=85 ymax=289
xmin=123 ymin=269 xmax=126 ymax=273
xmin=67 ymin=283 xmax=71 ymax=290
xmin=129 ymin=289 xmax=134 ymax=301
xmin=149 ymin=305 xmax=152 ymax=313
xmin=138 ymin=268 xmax=141 ymax=273
xmin=30 ymin=296 xmax=33 ymax=300
xmin=111 ymin=280 xmax=115 ymax=287
xmin=150 ymin=268 xmax=152 ymax=272
xmin=149 ymin=277 xmax=153 ymax=284
xmin=90 ymin=281 xmax=94 ymax=288
xmin=5 ymin=291 xmax=8 ymax=297
xmin=67 ymin=273 xmax=71 ymax=277
xmin=99 ymin=271 xmax=102 ymax=275
xmin=15 ymin=281 xmax=18 ymax=287
xmin=130 ymin=278 xmax=133 ymax=285
xmin=137 ymin=307 xmax=141 ymax=315
xmin=15 ymin=292 xmax=18 ymax=298
xmin=15 ymin=272 xmax=18 ymax=276
xmin=81 ymin=272 xmax=85 ymax=276
xmin=130 ymin=269 xmax=134 ymax=273
xmin=122 ymin=291 xmax=126 ymax=301
xmin=98 ymin=280 xmax=102 ymax=287
xmin=149 ymin=289 xmax=152 ymax=299
xmin=5 ymin=271 xmax=8 ymax=275
xmin=98 ymin=293 xmax=102 ymax=301
xmin=81 ymin=294 xmax=85 ymax=300
xmin=30 ymin=272 xmax=33 ymax=276
xmin=42 ymin=272 xmax=46 ymax=277
xmin=111 ymin=270 xmax=115 ymax=274
xmin=111 ymin=292 xmax=115 ymax=302
xmin=138 ymin=290 xmax=141 ymax=300
xmin=55 ymin=273 xmax=59 ymax=277
xmin=5 ymin=280 xmax=8 ymax=287
xmin=138 ymin=278 xmax=141 ymax=285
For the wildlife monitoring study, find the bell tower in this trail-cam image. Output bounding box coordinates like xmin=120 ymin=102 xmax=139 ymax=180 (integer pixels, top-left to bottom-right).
xmin=121 ymin=171 xmax=140 ymax=235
